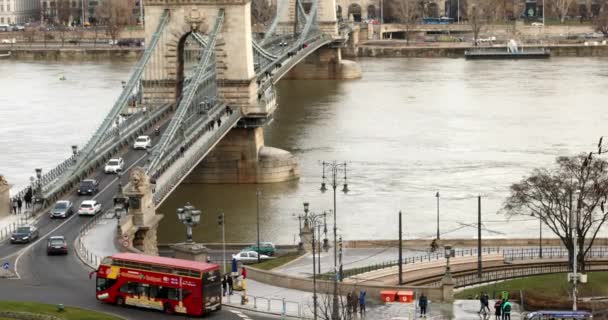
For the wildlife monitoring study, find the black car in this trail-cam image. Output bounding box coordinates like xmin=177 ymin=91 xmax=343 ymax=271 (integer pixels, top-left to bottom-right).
xmin=78 ymin=179 xmax=99 ymax=195
xmin=47 ymin=236 xmax=68 ymax=255
xmin=10 ymin=225 xmax=39 ymax=244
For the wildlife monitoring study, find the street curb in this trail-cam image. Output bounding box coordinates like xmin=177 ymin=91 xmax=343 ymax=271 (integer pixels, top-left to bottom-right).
xmin=74 ymin=219 xmax=100 ymax=271
xmin=223 ymin=303 xmax=303 ymax=319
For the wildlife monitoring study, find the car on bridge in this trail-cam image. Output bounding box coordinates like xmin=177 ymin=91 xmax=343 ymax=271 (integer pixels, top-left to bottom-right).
xmin=47 ymin=236 xmax=68 ymax=255
xmin=104 ymin=157 xmax=124 ymax=174
xmin=133 ymin=135 xmax=152 ymax=150
xmin=77 ymin=179 xmax=99 ymax=195
xmin=232 ymin=250 xmax=271 ymax=264
xmin=50 ymin=200 xmax=74 ymax=219
xmin=241 ymin=242 xmax=276 ymax=256
xmin=78 ymin=200 xmax=102 ymax=216
xmin=10 ymin=225 xmax=39 ymax=244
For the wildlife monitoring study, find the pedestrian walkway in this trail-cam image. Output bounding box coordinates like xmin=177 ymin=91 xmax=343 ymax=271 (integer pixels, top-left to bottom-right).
xmin=78 ymin=212 xmax=120 ymax=268
xmin=0 ymin=209 xmax=35 ymax=241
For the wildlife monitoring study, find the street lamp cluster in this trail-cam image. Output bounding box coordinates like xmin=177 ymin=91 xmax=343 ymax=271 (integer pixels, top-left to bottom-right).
xmin=176 ymin=202 xmax=202 ymax=244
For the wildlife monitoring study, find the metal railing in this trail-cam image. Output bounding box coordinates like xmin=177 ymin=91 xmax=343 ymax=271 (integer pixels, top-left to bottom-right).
xmin=153 ymin=108 xmax=241 ymax=206
xmin=0 ymin=222 xmax=20 ymax=242
xmin=75 ymin=210 xmax=110 ymax=269
xmin=224 ymin=292 xmax=304 ymax=318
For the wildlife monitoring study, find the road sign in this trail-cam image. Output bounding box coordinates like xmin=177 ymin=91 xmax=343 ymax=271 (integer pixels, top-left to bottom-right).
xmin=122 ymin=240 xmax=129 ymax=248
xmin=2 ymin=262 xmax=9 ymax=270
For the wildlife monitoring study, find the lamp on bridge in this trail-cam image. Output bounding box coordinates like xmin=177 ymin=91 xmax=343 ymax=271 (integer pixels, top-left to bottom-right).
xmin=71 ymin=145 xmax=78 ymax=163
xmin=444 ymin=245 xmax=455 ymax=277
xmin=177 ymin=202 xmax=201 ymax=244
xmin=34 ymin=168 xmax=42 ymax=206
xmin=113 ymin=180 xmax=128 ymax=224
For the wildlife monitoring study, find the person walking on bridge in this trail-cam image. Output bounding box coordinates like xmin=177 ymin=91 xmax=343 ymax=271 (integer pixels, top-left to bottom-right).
xmin=501 ymin=299 xmax=512 ymax=320
xmin=479 ymin=293 xmax=490 ymax=314
xmin=12 ymin=198 xmax=18 ymax=215
xmin=359 ymin=289 xmax=366 ymax=315
xmin=17 ymin=197 xmax=22 ymax=214
xmin=418 ymin=293 xmax=428 ymax=317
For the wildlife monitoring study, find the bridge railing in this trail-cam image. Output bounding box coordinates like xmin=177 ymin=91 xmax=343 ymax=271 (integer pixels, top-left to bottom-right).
xmin=153 ymin=107 xmax=241 ymax=206
xmin=75 ymin=210 xmax=110 ymax=270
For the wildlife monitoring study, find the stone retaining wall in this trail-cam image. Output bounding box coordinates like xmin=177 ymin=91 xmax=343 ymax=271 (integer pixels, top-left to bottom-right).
xmin=6 ymin=48 xmax=141 ymax=60
xmin=247 ymin=266 xmax=452 ymax=302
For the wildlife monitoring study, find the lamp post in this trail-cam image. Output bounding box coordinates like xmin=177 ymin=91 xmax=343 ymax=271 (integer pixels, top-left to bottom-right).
xmin=435 ymin=191 xmax=440 ymax=240
xmin=113 ymin=181 xmax=127 ymax=228
xmin=256 ymin=189 xmax=261 ymax=264
xmin=320 ymin=161 xmax=349 ymax=320
xmin=218 ymin=212 xmax=226 ymax=274
xmin=539 ymin=215 xmax=543 ymax=258
xmin=176 ymin=202 xmax=202 ymax=243
xmin=444 ymin=245 xmax=454 ymax=277
xmin=35 ymin=168 xmax=42 ymax=207
xmin=304 ymin=205 xmax=326 ymax=320
xmin=71 ymin=145 xmax=78 ymax=163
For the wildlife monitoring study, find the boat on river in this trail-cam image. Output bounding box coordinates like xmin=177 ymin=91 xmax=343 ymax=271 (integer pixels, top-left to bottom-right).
xmin=465 ymin=40 xmax=550 ymax=60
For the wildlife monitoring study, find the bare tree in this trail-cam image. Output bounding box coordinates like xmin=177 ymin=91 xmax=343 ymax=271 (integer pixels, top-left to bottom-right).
xmin=502 ymin=154 xmax=608 ymax=271
xmin=549 ymin=0 xmax=576 ymax=23
xmin=312 ymin=286 xmax=358 ymax=320
xmin=23 ymin=28 xmax=37 ymax=46
xmin=251 ymin=0 xmax=276 ymax=25
xmin=56 ymin=25 xmax=69 ymax=47
xmin=95 ymin=0 xmax=135 ymax=45
xmin=386 ymin=0 xmax=419 ymax=45
xmin=470 ymin=4 xmax=483 ymax=46
xmin=56 ymin=0 xmax=72 ymax=25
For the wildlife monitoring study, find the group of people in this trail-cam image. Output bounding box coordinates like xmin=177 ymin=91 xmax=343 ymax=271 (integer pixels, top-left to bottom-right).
xmin=11 ymin=188 xmax=33 ymax=215
xmin=221 ymin=274 xmax=234 ymax=296
xmin=479 ymin=292 xmax=512 ymax=320
xmin=346 ymin=290 xmax=366 ymax=316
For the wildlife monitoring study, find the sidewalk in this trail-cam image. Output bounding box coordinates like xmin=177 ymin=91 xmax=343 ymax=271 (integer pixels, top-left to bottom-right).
xmin=0 ymin=209 xmax=36 ymax=241
xmin=78 ymin=212 xmax=120 ymax=268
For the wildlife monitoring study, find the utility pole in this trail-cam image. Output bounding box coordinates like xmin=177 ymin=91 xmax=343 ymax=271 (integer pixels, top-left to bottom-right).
xmin=572 ymin=194 xmax=579 ymax=311
xmin=477 ymin=195 xmax=482 ymax=278
xmin=312 ymin=219 xmax=318 ymax=320
xmin=398 ymin=211 xmax=403 ymax=285
xmin=539 ymin=217 xmax=543 ymax=258
xmin=436 ymin=192 xmax=440 ymax=240
xmin=256 ymin=189 xmax=261 ymax=264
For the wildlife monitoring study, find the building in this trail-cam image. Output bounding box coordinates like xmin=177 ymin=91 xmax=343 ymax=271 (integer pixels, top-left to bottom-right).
xmin=39 ymin=0 xmax=142 ymax=25
xmin=0 ymin=0 xmax=40 ymax=24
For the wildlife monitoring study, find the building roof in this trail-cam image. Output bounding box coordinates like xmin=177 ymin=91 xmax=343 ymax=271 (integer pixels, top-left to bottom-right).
xmin=111 ymin=253 xmax=217 ymax=272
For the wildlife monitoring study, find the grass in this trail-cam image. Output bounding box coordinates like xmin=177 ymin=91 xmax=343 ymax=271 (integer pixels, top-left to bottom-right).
xmin=0 ymin=301 xmax=122 ymax=320
xmin=455 ymin=272 xmax=608 ymax=300
xmin=251 ymin=251 xmax=304 ymax=270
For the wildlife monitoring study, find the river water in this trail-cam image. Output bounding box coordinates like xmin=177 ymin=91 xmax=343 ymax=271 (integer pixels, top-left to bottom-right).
xmin=2 ymin=57 xmax=608 ymax=244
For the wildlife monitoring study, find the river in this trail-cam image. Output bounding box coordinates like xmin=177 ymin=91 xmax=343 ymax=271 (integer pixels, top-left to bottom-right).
xmin=2 ymin=57 xmax=608 ymax=244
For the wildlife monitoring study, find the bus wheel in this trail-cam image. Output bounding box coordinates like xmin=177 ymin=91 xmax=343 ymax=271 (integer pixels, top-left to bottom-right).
xmin=163 ymin=303 xmax=174 ymax=314
xmin=116 ymin=296 xmax=125 ymax=306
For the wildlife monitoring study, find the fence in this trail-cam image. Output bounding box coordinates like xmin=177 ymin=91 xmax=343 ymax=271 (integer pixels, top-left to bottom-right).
xmin=75 ymin=211 xmax=110 ymax=269
xmin=224 ymin=292 xmax=304 ymax=318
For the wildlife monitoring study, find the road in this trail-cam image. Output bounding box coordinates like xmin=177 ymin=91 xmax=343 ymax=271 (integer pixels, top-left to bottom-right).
xmin=0 ymin=119 xmax=279 ymax=320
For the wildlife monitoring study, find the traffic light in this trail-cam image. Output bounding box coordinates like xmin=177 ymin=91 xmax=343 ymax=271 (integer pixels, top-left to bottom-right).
xmin=218 ymin=213 xmax=224 ymax=226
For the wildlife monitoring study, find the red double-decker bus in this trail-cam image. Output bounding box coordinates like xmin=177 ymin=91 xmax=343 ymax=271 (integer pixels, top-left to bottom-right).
xmin=95 ymin=253 xmax=221 ymax=316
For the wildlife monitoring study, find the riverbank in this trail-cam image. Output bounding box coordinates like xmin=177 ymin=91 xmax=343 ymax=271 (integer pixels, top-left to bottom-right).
xmin=0 ymin=46 xmax=141 ymax=60
xmin=357 ymin=42 xmax=608 ymax=58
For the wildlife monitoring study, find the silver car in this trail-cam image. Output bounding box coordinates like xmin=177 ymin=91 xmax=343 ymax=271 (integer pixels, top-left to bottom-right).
xmin=50 ymin=200 xmax=73 ymax=219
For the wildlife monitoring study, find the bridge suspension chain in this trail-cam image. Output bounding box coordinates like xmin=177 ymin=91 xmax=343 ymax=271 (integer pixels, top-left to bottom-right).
xmin=68 ymin=9 xmax=171 ymax=177
xmin=146 ymin=9 xmax=225 ymax=176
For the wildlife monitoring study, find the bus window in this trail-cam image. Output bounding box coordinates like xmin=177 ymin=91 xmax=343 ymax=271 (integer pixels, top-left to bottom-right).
xmin=96 ymin=278 xmax=116 ymax=291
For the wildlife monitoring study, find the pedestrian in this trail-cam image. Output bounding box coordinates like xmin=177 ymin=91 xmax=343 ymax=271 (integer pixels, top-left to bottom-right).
xmin=419 ymin=293 xmax=428 ymax=317
xmin=494 ymin=299 xmax=502 ymax=320
xmin=359 ymin=289 xmax=366 ymax=314
xmin=217 ymin=118 xmax=222 ymax=127
xmin=12 ymin=198 xmax=18 ymax=215
xmin=346 ymin=292 xmax=353 ymax=315
xmin=124 ymin=200 xmax=130 ymax=214
xmin=479 ymin=292 xmax=490 ymax=314
xmin=227 ymin=275 xmax=233 ymax=295
xmin=501 ymin=299 xmax=512 ymax=320
xmin=180 ymin=145 xmax=185 ymax=156
xmin=351 ymin=290 xmax=357 ymax=314
xmin=25 ymin=188 xmax=32 ymax=208
xmin=241 ymin=266 xmax=247 ymax=279
xmin=222 ymin=275 xmax=227 ymax=296
xmin=17 ymin=197 xmax=23 ymax=214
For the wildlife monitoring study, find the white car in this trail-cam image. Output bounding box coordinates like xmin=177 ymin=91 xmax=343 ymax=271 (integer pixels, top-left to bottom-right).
xmin=232 ymin=251 xmax=271 ymax=264
xmin=531 ymin=22 xmax=544 ymax=27
xmin=133 ymin=135 xmax=152 ymax=150
xmin=78 ymin=200 xmax=102 ymax=216
xmin=104 ymin=157 xmax=124 ymax=174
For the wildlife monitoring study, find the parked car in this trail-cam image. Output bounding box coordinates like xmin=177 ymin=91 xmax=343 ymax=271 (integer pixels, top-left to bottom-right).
xmin=47 ymin=236 xmax=68 ymax=255
xmin=133 ymin=135 xmax=152 ymax=150
xmin=232 ymin=251 xmax=271 ymax=264
xmin=104 ymin=157 xmax=124 ymax=174
xmin=78 ymin=200 xmax=102 ymax=216
xmin=242 ymin=242 xmax=276 ymax=256
xmin=10 ymin=225 xmax=39 ymax=244
xmin=50 ymin=200 xmax=73 ymax=219
xmin=78 ymin=179 xmax=99 ymax=195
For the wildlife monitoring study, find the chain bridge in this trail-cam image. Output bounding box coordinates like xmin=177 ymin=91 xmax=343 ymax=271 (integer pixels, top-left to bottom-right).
xmin=11 ymin=0 xmax=361 ymax=254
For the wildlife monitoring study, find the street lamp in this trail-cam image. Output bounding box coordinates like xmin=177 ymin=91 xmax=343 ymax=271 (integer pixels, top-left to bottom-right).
xmin=176 ymin=202 xmax=202 ymax=243
xmin=113 ymin=182 xmax=127 ymax=227
xmin=218 ymin=212 xmax=226 ymax=274
xmin=444 ymin=245 xmax=455 ymax=277
xmin=256 ymin=189 xmax=262 ymax=263
xmin=435 ymin=191 xmax=440 ymax=240
xmin=71 ymin=145 xmax=78 ymax=163
xmin=34 ymin=168 xmax=42 ymax=206
xmin=320 ymin=161 xmax=349 ymax=320
xmin=304 ymin=206 xmax=327 ymax=320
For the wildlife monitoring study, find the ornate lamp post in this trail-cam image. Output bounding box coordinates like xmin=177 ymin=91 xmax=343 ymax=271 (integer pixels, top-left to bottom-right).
xmin=303 ymin=204 xmax=327 ymax=320
xmin=71 ymin=145 xmax=78 ymax=163
xmin=176 ymin=202 xmax=201 ymax=243
xmin=113 ymin=181 xmax=127 ymax=228
xmin=444 ymin=245 xmax=455 ymax=277
xmin=34 ymin=168 xmax=42 ymax=207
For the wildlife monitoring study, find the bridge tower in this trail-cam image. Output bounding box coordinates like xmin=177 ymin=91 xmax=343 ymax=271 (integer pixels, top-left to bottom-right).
xmin=143 ymin=0 xmax=299 ymax=183
xmin=276 ymin=0 xmax=361 ymax=80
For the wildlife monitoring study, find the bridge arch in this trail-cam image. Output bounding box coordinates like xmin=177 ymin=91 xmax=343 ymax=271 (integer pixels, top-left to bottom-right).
xmin=348 ymin=3 xmax=362 ymax=21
